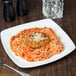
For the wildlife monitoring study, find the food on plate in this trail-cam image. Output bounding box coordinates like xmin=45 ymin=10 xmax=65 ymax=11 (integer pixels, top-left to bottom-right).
xmin=25 ymin=32 xmax=50 ymax=49
xmin=10 ymin=27 xmax=64 ymax=62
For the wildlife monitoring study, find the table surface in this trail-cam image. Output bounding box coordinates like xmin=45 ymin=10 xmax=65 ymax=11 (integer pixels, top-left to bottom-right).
xmin=0 ymin=0 xmax=76 ymax=76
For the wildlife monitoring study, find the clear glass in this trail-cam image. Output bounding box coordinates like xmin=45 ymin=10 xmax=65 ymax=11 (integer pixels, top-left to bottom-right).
xmin=42 ymin=0 xmax=64 ymax=19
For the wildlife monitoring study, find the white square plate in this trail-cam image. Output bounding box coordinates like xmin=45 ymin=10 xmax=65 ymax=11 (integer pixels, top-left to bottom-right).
xmin=0 ymin=19 xmax=76 ymax=68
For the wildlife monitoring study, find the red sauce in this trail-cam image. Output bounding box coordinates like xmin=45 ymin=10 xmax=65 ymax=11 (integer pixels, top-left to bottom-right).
xmin=10 ymin=27 xmax=64 ymax=62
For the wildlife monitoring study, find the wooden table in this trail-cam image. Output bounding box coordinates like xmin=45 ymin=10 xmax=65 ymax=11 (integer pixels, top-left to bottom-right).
xmin=0 ymin=0 xmax=76 ymax=76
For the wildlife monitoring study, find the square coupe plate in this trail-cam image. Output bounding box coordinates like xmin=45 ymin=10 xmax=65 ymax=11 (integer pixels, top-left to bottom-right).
xmin=0 ymin=19 xmax=76 ymax=68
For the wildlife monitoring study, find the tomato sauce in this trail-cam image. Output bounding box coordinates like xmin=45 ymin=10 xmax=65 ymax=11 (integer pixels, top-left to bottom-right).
xmin=10 ymin=27 xmax=64 ymax=62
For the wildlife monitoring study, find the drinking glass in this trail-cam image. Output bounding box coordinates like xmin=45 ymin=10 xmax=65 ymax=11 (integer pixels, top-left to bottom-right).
xmin=42 ymin=0 xmax=64 ymax=19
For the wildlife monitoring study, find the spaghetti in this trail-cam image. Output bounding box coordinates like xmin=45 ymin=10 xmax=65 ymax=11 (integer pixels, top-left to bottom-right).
xmin=10 ymin=27 xmax=64 ymax=62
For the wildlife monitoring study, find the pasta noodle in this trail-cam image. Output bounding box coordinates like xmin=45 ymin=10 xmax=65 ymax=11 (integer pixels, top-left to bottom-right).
xmin=10 ymin=27 xmax=64 ymax=62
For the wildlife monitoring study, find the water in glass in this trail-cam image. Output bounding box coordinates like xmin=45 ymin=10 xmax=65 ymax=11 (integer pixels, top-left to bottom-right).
xmin=42 ymin=0 xmax=64 ymax=19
